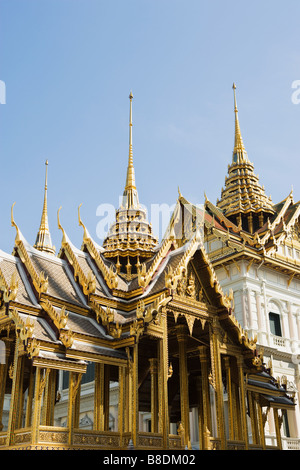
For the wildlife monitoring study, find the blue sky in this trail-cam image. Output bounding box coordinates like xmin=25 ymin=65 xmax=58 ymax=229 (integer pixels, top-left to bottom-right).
xmin=1 ymin=0 xmax=299 ymax=253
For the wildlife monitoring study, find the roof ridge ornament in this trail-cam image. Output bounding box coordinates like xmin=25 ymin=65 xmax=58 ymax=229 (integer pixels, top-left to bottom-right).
xmin=34 ymin=160 xmax=56 ymax=255
xmin=57 ymin=206 xmax=67 ymax=246
xmin=78 ymin=203 xmax=90 ymax=242
xmin=11 ymin=202 xmax=21 ymax=243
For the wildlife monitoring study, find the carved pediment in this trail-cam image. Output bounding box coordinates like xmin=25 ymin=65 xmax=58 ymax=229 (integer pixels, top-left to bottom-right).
xmin=175 ymin=263 xmax=210 ymax=305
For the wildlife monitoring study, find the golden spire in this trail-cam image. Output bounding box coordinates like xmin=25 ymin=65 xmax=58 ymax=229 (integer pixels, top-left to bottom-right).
xmin=125 ymin=91 xmax=136 ymax=190
xmin=122 ymin=91 xmax=139 ymax=209
xmin=34 ymin=160 xmax=55 ymax=255
xmin=103 ymin=92 xmax=158 ymax=269
xmin=232 ymin=83 xmax=248 ymax=164
xmin=216 ymin=85 xmax=274 ymax=225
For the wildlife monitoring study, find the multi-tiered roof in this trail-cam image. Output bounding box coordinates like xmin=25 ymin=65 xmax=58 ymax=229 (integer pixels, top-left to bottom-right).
xmin=216 ymin=84 xmax=274 ymax=233
xmin=102 ymin=92 xmax=158 ymax=278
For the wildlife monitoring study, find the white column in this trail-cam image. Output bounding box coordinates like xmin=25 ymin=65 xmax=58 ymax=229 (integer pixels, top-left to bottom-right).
xmin=255 ymin=291 xmax=264 ymax=343
xmin=241 ymin=289 xmax=248 ymax=329
xmin=281 ymin=311 xmax=287 ymax=339
xmin=297 ymin=312 xmax=300 ymax=340
xmin=246 ymin=288 xmax=254 ymax=331
xmin=261 ymin=281 xmax=271 ymax=345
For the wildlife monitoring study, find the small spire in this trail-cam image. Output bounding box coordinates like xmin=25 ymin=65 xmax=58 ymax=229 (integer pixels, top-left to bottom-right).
xmin=122 ymin=92 xmax=139 ymax=209
xmin=232 ymin=83 xmax=248 ymax=164
xmin=34 ymin=160 xmax=55 ymax=255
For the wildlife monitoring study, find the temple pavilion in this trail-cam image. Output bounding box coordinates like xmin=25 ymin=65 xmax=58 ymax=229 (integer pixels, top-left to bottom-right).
xmin=0 ymin=91 xmax=295 ymax=450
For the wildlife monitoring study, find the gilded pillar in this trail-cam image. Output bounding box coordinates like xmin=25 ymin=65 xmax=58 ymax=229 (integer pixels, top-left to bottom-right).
xmin=124 ymin=357 xmax=132 ymax=433
xmin=17 ymin=355 xmax=26 ymax=429
xmin=232 ymin=382 xmax=242 ymax=440
xmin=248 ymin=213 xmax=253 ymax=234
xmin=31 ymin=367 xmax=49 ymax=445
xmin=25 ymin=363 xmax=35 ymax=427
xmin=176 ymin=324 xmax=190 ymax=448
xmin=196 ymin=377 xmax=203 ymax=449
xmin=273 ymin=408 xmax=282 ymax=450
xmin=159 ymin=308 xmax=169 ymax=449
xmin=94 ymin=363 xmax=100 ymax=430
xmin=0 ymin=339 xmax=10 ymax=431
xmin=94 ymin=363 xmax=109 ymax=431
xmin=6 ymin=337 xmax=22 ymax=447
xmin=198 ymin=345 xmax=212 ymax=443
xmin=255 ymin=393 xmax=266 ymax=450
xmin=149 ymin=358 xmax=158 ymax=433
xmin=237 ymin=357 xmax=249 ymax=449
xmin=209 ymin=320 xmax=226 ymax=449
xmin=118 ymin=365 xmax=125 ymax=445
xmin=132 ymin=342 xmax=139 ymax=448
xmin=47 ymin=369 xmax=57 ymax=426
xmin=104 ymin=365 xmax=110 ymax=430
xmin=74 ymin=375 xmax=82 ymax=429
xmin=41 ymin=368 xmax=50 ymax=425
xmin=248 ymin=391 xmax=259 ymax=444
xmin=224 ymin=357 xmax=234 ymax=441
xmin=67 ymin=371 xmax=82 ymax=446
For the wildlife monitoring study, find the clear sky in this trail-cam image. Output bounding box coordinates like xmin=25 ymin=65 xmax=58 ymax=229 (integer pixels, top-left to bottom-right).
xmin=0 ymin=0 xmax=299 ymax=253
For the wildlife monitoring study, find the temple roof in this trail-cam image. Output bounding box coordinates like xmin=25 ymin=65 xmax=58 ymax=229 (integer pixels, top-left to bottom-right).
xmin=102 ymin=93 xmax=158 ymax=270
xmin=216 ymin=84 xmax=274 ymax=222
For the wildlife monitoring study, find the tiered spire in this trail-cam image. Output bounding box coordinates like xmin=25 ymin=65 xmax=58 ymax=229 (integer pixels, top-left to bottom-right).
xmin=103 ymin=93 xmax=158 ymax=278
xmin=122 ymin=91 xmax=139 ymax=209
xmin=34 ymin=160 xmax=55 ymax=255
xmin=232 ymin=83 xmax=249 ymax=164
xmin=216 ymin=84 xmax=274 ymax=233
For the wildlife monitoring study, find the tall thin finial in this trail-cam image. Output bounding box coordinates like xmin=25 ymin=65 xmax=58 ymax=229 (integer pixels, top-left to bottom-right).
xmin=125 ymin=91 xmax=136 ymax=191
xmin=40 ymin=160 xmax=49 ymax=232
xmin=34 ymin=160 xmax=55 ymax=255
xmin=121 ymin=92 xmax=139 ymax=209
xmin=232 ymin=83 xmax=248 ymax=164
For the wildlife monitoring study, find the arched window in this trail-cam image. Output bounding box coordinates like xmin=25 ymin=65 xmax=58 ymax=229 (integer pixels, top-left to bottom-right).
xmin=268 ymin=300 xmax=282 ymax=337
xmin=269 ymin=312 xmax=282 ymax=337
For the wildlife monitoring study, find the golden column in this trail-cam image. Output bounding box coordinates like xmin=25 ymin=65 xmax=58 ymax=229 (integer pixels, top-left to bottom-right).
xmin=67 ymin=371 xmax=82 ymax=447
xmin=149 ymin=358 xmax=159 ymax=433
xmin=31 ymin=368 xmax=50 ymax=445
xmin=273 ymin=408 xmax=283 ymax=450
xmin=25 ymin=364 xmax=35 ymax=428
xmin=255 ymin=393 xmax=266 ymax=450
xmin=209 ymin=319 xmax=226 ymax=449
xmin=16 ymin=356 xmax=26 ymax=429
xmin=232 ymin=381 xmax=242 ymax=440
xmin=198 ymin=345 xmax=212 ymax=446
xmin=132 ymin=342 xmax=139 ymax=448
xmin=124 ymin=357 xmax=133 ymax=434
xmin=237 ymin=356 xmax=249 ymax=449
xmin=6 ymin=337 xmax=22 ymax=447
xmin=224 ymin=357 xmax=234 ymax=441
xmin=118 ymin=365 xmax=126 ymax=446
xmin=94 ymin=363 xmax=109 ymax=431
xmin=0 ymin=338 xmax=10 ymax=431
xmin=159 ymin=309 xmax=169 ymax=449
xmin=248 ymin=391 xmax=259 ymax=445
xmin=31 ymin=367 xmax=42 ymax=445
xmin=176 ymin=324 xmax=190 ymax=448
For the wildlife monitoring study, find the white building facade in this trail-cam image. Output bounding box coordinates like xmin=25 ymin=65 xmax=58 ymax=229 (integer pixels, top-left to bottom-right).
xmin=209 ymin=258 xmax=300 ymax=450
